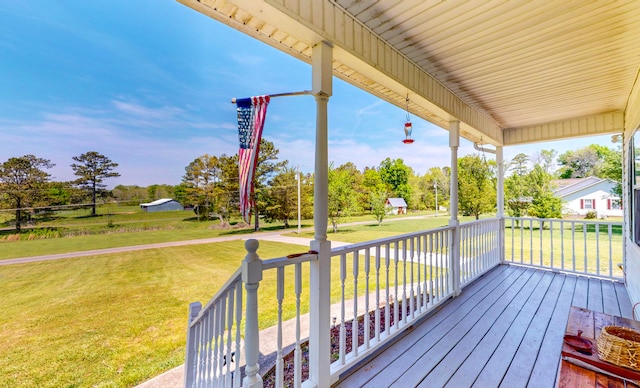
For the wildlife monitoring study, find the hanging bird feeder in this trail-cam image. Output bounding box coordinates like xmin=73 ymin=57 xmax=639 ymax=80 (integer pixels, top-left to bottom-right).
xmin=402 ymin=95 xmax=414 ymax=144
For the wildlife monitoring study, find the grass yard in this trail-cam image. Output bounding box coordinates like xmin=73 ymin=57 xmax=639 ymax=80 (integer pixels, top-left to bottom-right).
xmin=0 ymin=240 xmax=304 ymax=387
xmin=0 ymin=207 xmax=304 ymax=260
xmin=0 ymin=209 xmax=436 ymax=260
xmin=290 ymin=214 xmax=481 ymax=243
xmin=504 ymin=221 xmax=624 ymax=277
xmin=0 ymin=237 xmax=434 ymax=387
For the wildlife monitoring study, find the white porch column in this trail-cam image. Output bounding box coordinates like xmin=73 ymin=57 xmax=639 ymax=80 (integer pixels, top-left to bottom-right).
xmin=449 ymin=121 xmax=461 ymax=296
xmin=309 ymin=40 xmax=332 ymax=388
xmin=496 ymin=146 xmax=506 ymax=264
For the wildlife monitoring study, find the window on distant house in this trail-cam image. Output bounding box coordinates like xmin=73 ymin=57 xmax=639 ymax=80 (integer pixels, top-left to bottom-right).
xmin=608 ymin=198 xmax=622 ymax=210
xmin=581 ymin=198 xmax=595 ymax=209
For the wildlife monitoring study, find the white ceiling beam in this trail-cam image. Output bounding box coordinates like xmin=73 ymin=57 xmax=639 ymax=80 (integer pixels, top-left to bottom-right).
xmin=503 ymin=112 xmax=624 ymax=146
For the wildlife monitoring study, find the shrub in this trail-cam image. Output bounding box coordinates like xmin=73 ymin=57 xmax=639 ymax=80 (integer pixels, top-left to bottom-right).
xmin=585 ymin=211 xmax=597 ymax=219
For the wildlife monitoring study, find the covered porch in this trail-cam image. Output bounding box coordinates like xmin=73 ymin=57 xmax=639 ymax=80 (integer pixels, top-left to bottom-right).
xmin=335 ymin=264 xmax=632 ymax=387
xmin=176 ymin=1 xmax=640 ymax=387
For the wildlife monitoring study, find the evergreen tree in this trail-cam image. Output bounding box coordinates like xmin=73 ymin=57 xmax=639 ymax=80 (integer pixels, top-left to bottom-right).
xmin=71 ymin=151 xmax=120 ymax=216
xmin=0 ymin=155 xmax=54 ymax=231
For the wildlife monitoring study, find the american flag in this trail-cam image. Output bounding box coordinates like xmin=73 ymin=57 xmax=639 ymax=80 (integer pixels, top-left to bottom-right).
xmin=236 ymin=95 xmax=270 ymax=223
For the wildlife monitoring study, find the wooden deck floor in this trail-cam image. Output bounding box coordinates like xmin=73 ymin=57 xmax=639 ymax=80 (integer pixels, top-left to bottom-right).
xmin=334 ymin=264 xmax=634 ymax=388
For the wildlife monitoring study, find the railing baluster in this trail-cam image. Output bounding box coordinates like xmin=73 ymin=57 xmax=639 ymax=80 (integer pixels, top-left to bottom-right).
xmin=384 ymin=243 xmax=390 ymax=336
xmin=214 ymin=297 xmax=223 ymax=383
xmin=511 ymin=218 xmax=515 ymax=262
xmin=571 ymin=221 xmax=576 ymax=272
xmin=393 ymin=241 xmax=399 ymax=331
xmin=401 ymin=239 xmax=408 ymax=325
xmin=416 ymin=236 xmax=422 ymax=313
xmin=550 ymin=220 xmax=554 ymax=270
xmin=428 ymin=234 xmax=434 ymax=308
xmin=234 ymin=282 xmax=242 ymax=388
xmin=276 ymin=267 xmax=284 ymax=388
xmin=352 ymin=251 xmax=359 ymax=358
xmin=339 ymin=253 xmax=346 ymax=365
xmin=539 ymin=219 xmax=543 ymax=267
xmin=596 ymin=223 xmax=601 ymax=276
xmin=294 ymin=263 xmax=302 ymax=388
xmin=464 ymin=225 xmax=469 ymax=282
xmin=422 ymin=235 xmax=428 ymax=311
xmin=375 ymin=245 xmax=381 ymax=342
xmin=364 ymin=248 xmax=371 ymax=349
xmin=561 ymin=220 xmax=566 ymax=271
xmin=608 ymin=224 xmax=614 ymax=278
xmin=519 ymin=220 xmax=524 ymax=264
xmin=409 ymin=238 xmax=415 ymax=320
xmin=583 ymin=222 xmax=588 ymax=273
xmin=225 ymin=288 xmax=235 ymax=387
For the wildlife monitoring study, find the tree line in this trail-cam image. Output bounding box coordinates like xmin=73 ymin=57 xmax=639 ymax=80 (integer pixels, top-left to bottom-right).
xmin=0 ymin=151 xmax=119 ymax=231
xmin=0 ymin=141 xmax=622 ymax=232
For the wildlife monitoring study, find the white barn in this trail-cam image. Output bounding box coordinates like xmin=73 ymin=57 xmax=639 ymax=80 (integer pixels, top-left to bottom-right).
xmin=554 ymin=177 xmax=621 ymax=218
xmin=140 ymin=198 xmax=183 ymax=212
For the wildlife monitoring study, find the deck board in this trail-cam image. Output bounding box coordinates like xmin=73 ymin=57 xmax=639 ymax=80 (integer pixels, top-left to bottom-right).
xmin=355 ymin=266 xmax=516 ymax=388
xmin=615 ymin=281 xmax=634 ymax=319
xmin=335 ymin=265 xmax=633 ymax=388
xmin=472 ymin=271 xmax=552 ymax=387
xmin=499 ymin=272 xmax=565 ymax=386
xmin=417 ymin=267 xmax=534 ymax=387
xmin=394 ymin=267 xmax=533 ymax=387
xmin=527 ymin=275 xmax=576 ymax=388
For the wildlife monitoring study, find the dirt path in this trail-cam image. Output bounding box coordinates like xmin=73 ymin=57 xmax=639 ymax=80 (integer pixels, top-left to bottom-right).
xmin=0 ymin=215 xmax=435 ymax=266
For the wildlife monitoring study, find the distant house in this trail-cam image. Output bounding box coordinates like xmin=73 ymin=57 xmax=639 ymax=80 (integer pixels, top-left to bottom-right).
xmin=140 ymin=198 xmax=183 ymax=212
xmin=386 ymin=198 xmax=408 ymax=215
xmin=554 ymin=177 xmax=621 ymax=218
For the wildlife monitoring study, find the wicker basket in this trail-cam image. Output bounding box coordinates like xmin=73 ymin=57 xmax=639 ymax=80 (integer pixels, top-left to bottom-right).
xmin=597 ymin=325 xmax=640 ymax=371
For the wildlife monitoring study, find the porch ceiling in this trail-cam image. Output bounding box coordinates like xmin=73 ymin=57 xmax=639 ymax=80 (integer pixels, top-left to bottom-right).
xmin=179 ymin=0 xmax=640 ymax=146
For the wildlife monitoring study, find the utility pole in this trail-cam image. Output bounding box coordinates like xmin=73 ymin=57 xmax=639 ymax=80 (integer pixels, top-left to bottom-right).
xmin=434 ymin=181 xmax=438 ymax=217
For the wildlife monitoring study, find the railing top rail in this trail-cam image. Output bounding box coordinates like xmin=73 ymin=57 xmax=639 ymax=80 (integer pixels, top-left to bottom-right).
xmin=190 ymin=267 xmax=242 ymax=326
xmin=262 ymin=252 xmax=318 ymax=270
xmin=459 ymin=218 xmax=501 ymax=227
xmin=331 ymin=224 xmax=455 ymax=255
xmin=504 ymin=216 xmax=623 ymax=226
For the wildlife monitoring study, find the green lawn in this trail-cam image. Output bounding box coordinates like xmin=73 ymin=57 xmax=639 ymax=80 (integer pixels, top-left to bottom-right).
xmin=504 ymin=221 xmax=624 ymax=277
xmin=0 ymin=237 xmax=437 ymax=387
xmin=0 ymin=209 xmax=438 ymax=260
xmin=0 ymin=208 xmax=298 ymax=260
xmin=0 ymin=240 xmax=301 ymax=387
xmin=287 ymin=214 xmax=480 ymax=243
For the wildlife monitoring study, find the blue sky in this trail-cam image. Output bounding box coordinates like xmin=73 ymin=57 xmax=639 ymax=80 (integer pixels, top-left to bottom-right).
xmin=0 ymin=1 xmax=610 ymax=187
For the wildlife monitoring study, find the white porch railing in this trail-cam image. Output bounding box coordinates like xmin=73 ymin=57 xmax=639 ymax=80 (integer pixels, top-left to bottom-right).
xmin=184 ymin=267 xmax=243 ymax=387
xmin=459 ymin=218 xmax=502 ymax=286
xmin=185 ymin=218 xmax=507 ymax=387
xmin=328 ymin=226 xmax=456 ymax=379
xmin=504 ymin=217 xmax=624 ymax=280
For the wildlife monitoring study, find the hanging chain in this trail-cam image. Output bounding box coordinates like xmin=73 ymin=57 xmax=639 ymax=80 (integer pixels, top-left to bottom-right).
xmin=405 ymin=95 xmax=411 ymax=122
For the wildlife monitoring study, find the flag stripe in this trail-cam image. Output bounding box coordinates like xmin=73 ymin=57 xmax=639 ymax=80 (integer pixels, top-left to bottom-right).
xmin=237 ymin=95 xmax=270 ymax=223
